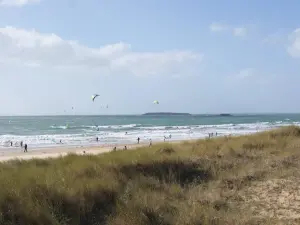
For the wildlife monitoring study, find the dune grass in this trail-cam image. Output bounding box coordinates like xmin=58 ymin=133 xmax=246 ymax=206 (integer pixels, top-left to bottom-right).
xmin=1 ymin=126 xmax=300 ymax=224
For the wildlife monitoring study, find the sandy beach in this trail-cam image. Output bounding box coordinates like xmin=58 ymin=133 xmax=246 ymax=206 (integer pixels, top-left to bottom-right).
xmin=0 ymin=143 xmax=149 ymax=162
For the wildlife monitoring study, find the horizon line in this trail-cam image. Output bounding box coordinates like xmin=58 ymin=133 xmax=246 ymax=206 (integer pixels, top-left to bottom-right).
xmin=0 ymin=112 xmax=299 ymax=117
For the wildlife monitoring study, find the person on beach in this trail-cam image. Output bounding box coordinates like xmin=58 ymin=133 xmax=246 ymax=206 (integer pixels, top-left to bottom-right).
xmin=164 ymin=136 xmax=166 ymax=142
xmin=149 ymin=139 xmax=152 ymax=147
xmin=20 ymin=141 xmax=23 ymax=148
xmin=24 ymin=144 xmax=28 ymax=152
xmin=137 ymin=137 xmax=140 ymax=144
xmin=124 ymin=146 xmax=127 ymax=150
xmin=96 ymin=137 xmax=99 ymax=142
xmin=10 ymin=141 xmax=13 ymax=147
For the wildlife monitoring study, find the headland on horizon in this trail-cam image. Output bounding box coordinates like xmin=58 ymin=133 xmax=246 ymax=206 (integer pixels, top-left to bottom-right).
xmin=142 ymin=112 xmax=192 ymax=116
xmin=141 ymin=112 xmax=234 ymax=116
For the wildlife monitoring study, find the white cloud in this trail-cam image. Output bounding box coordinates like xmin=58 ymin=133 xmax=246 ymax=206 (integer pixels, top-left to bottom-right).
xmin=0 ymin=26 xmax=202 ymax=76
xmin=209 ymin=23 xmax=229 ymax=32
xmin=263 ymin=33 xmax=281 ymax=45
xmin=263 ymin=30 xmax=288 ymax=45
xmin=287 ymin=28 xmax=300 ymax=57
xmin=226 ymin=68 xmax=272 ymax=86
xmin=235 ymin=68 xmax=254 ymax=79
xmin=233 ymin=27 xmax=247 ymax=37
xmin=0 ymin=0 xmax=39 ymax=7
xmin=226 ymin=68 xmax=254 ymax=81
xmin=209 ymin=23 xmax=247 ymax=37
xmin=224 ymin=68 xmax=255 ymax=84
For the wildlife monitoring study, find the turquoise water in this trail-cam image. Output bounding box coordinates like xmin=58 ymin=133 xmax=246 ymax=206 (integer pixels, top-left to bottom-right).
xmin=0 ymin=114 xmax=299 ymax=149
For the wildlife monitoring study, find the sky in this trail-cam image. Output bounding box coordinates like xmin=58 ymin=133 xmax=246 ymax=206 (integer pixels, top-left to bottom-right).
xmin=1 ymin=0 xmax=300 ymax=115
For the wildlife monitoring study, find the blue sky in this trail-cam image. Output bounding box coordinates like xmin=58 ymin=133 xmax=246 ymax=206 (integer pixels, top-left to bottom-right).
xmin=0 ymin=0 xmax=300 ymax=115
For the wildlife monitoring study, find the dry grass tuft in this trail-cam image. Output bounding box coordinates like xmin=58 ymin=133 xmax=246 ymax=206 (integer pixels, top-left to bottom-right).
xmin=157 ymin=147 xmax=176 ymax=154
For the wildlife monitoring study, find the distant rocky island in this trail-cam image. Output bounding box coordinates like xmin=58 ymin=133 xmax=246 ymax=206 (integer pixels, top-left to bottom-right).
xmin=219 ymin=113 xmax=233 ymax=116
xmin=142 ymin=113 xmax=233 ymax=116
xmin=142 ymin=112 xmax=191 ymax=116
xmin=203 ymin=114 xmax=233 ymax=117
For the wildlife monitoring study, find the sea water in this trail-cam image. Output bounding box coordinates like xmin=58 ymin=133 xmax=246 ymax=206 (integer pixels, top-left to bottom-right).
xmin=0 ymin=114 xmax=299 ymax=150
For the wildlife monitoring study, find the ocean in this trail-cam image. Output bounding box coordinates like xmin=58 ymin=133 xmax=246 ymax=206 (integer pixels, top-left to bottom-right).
xmin=0 ymin=114 xmax=299 ymax=150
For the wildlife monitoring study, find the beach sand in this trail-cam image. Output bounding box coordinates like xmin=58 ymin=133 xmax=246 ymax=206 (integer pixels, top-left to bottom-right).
xmin=0 ymin=135 xmax=210 ymax=162
xmin=0 ymin=143 xmax=150 ymax=162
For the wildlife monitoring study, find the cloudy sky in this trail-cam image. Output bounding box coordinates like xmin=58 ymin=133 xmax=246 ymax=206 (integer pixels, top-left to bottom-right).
xmin=0 ymin=0 xmax=300 ymax=115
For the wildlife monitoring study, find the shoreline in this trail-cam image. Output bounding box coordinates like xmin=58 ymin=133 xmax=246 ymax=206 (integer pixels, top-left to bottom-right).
xmin=0 ymin=131 xmax=255 ymax=162
xmin=0 ymin=140 xmax=170 ymax=162
xmin=0 ymin=130 xmax=251 ymax=151
xmin=0 ymin=129 xmax=278 ymax=162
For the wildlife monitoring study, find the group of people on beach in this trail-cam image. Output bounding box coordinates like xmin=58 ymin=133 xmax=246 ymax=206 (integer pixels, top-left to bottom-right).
xmin=10 ymin=131 xmax=217 ymax=154
xmin=110 ymin=131 xmax=218 ymax=152
xmin=208 ymin=132 xmax=218 ymax=138
xmin=116 ymin=135 xmax=166 ymax=151
xmin=97 ymin=132 xmax=172 ymax=152
xmin=164 ymin=134 xmax=172 ymax=141
xmin=8 ymin=140 xmax=28 ymax=152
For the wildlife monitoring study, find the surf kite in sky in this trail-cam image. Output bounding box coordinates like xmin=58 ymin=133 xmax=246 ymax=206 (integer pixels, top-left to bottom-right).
xmin=92 ymin=94 xmax=99 ymax=102
xmin=153 ymin=100 xmax=159 ymax=104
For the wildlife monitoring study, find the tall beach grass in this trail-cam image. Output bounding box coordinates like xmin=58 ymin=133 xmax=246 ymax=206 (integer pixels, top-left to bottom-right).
xmin=1 ymin=126 xmax=300 ymax=224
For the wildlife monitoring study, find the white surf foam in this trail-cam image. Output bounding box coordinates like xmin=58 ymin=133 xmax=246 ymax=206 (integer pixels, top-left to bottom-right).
xmin=0 ymin=121 xmax=298 ymax=150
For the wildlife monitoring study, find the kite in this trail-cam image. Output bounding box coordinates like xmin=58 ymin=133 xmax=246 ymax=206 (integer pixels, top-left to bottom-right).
xmin=92 ymin=94 xmax=99 ymax=102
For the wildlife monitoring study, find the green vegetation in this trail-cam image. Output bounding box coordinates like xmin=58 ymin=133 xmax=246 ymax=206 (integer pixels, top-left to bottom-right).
xmin=1 ymin=126 xmax=300 ymax=225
